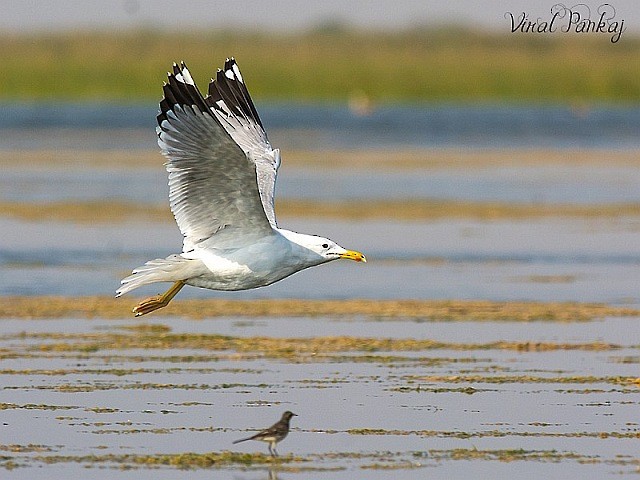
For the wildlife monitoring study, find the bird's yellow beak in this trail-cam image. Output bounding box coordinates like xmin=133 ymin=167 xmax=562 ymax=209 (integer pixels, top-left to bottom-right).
xmin=340 ymin=250 xmax=366 ymax=262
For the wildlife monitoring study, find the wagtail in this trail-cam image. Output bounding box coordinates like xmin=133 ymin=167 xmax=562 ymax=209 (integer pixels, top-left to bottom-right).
xmin=233 ymin=411 xmax=297 ymax=457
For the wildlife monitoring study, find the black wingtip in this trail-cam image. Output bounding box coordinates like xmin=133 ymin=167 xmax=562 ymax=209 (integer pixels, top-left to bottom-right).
xmin=157 ymin=58 xmax=265 ymax=133
xmin=206 ymin=58 xmax=264 ymax=129
xmin=157 ymin=62 xmax=211 ymax=127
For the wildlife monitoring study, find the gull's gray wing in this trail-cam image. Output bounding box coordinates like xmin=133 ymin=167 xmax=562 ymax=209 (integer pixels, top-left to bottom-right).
xmin=206 ymin=58 xmax=280 ymax=228
xmin=157 ymin=61 xmax=277 ymax=252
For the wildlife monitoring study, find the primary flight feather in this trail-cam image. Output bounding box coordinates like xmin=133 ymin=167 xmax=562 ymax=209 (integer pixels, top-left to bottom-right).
xmin=116 ymin=58 xmax=365 ymax=316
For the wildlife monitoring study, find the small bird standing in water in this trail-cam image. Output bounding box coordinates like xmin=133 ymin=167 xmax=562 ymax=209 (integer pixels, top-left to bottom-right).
xmin=233 ymin=411 xmax=297 ymax=457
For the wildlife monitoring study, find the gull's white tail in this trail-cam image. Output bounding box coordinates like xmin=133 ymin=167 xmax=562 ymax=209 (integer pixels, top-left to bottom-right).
xmin=116 ymin=254 xmax=199 ymax=297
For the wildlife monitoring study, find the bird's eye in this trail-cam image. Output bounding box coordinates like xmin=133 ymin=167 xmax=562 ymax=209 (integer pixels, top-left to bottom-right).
xmin=322 ymin=243 xmax=329 ymax=249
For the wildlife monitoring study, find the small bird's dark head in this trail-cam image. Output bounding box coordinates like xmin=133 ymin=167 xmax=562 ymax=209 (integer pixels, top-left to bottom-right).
xmin=282 ymin=411 xmax=297 ymax=421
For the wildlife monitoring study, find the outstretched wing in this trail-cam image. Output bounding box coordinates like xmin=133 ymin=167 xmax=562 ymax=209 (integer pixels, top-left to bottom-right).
xmin=206 ymin=58 xmax=280 ymax=227
xmin=157 ymin=61 xmax=277 ymax=251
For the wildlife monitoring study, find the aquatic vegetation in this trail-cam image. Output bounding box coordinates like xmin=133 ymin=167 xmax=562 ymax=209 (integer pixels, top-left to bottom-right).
xmin=0 ymin=294 xmax=637 ymax=476
xmin=0 ymin=296 xmax=635 ymax=322
xmin=4 ymin=198 xmax=640 ymax=223
xmin=2 ymin=330 xmax=629 ymax=358
xmin=25 ymin=451 xmax=304 ymax=469
xmin=0 ymin=447 xmax=630 ymax=471
xmin=425 ymin=448 xmax=589 ymax=462
xmin=0 ymin=403 xmax=78 ymax=411
xmin=3 ymin=148 xmax=639 ymax=171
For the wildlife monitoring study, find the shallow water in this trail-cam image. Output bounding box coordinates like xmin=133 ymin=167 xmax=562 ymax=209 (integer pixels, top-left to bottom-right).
xmin=3 ymin=217 xmax=640 ymax=306
xmin=4 ymin=159 xmax=640 ymax=205
xmin=2 ymin=102 xmax=639 ymax=150
xmin=1 ymin=101 xmax=640 ymax=476
xmin=0 ymin=313 xmax=638 ymax=478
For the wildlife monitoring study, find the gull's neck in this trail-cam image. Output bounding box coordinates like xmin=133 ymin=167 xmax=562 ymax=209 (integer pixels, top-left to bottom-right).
xmin=276 ymin=228 xmax=326 ymax=265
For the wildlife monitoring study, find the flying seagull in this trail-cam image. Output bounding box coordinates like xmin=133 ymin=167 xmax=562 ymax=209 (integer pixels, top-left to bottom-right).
xmin=233 ymin=411 xmax=297 ymax=457
xmin=116 ymin=58 xmax=365 ymax=316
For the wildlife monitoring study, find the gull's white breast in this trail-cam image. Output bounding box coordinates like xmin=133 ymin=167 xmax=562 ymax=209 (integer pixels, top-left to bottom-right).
xmin=182 ymin=230 xmax=317 ymax=291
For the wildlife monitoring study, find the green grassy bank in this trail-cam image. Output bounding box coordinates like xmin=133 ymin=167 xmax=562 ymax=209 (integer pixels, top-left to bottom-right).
xmin=1 ymin=28 xmax=639 ymax=103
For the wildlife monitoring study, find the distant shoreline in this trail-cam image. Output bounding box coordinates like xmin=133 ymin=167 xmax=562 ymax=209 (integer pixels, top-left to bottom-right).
xmin=1 ymin=29 xmax=638 ymax=102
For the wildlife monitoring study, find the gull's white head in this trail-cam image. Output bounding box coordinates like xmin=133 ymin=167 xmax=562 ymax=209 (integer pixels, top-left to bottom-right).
xmin=282 ymin=231 xmax=366 ymax=266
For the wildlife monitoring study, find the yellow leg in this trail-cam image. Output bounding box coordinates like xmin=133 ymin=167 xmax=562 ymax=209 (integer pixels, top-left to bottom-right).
xmin=132 ymin=281 xmax=185 ymax=317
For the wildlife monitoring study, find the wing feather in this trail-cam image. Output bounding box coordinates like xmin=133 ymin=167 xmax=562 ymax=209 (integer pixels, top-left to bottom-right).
xmin=205 ymin=58 xmax=280 ymax=227
xmin=157 ymin=62 xmax=273 ymax=251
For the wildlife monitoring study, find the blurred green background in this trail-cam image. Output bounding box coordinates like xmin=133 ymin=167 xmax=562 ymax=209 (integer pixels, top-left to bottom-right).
xmin=1 ymin=27 xmax=639 ymax=103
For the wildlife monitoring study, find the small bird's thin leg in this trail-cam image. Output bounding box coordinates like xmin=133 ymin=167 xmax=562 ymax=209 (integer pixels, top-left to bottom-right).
xmin=132 ymin=281 xmax=185 ymax=316
xmin=270 ymin=442 xmax=278 ymax=457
